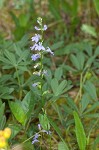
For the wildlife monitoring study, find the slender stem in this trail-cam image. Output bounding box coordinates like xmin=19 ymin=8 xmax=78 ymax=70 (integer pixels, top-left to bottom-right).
xmin=40 ymin=51 xmax=44 ymax=106
xmin=15 ymin=67 xmax=20 ymax=86
xmin=15 ymin=67 xmax=22 ymax=99
xmin=74 ymin=72 xmax=83 ymax=103
xmin=40 ymin=24 xmax=44 ymax=106
xmin=79 ymin=73 xmax=83 ymax=99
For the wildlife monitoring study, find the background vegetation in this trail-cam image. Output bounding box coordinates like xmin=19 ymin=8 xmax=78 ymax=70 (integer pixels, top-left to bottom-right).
xmin=0 ymin=0 xmax=99 ymax=150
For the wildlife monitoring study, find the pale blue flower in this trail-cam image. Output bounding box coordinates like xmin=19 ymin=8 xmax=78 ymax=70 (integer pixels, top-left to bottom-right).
xmin=34 ymin=133 xmax=40 ymax=139
xmin=34 ymin=25 xmax=47 ymax=31
xmin=38 ymin=124 xmax=41 ymax=130
xmin=32 ymin=139 xmax=39 ymax=144
xmin=36 ymin=42 xmax=45 ymax=51
xmin=32 ymin=133 xmax=40 ymax=144
xmin=42 ymin=130 xmax=51 ymax=135
xmin=43 ymin=25 xmax=47 ymax=30
xmin=31 ymin=54 xmax=40 ymax=61
xmin=31 ymin=34 xmax=41 ymax=43
xmin=34 ymin=26 xmax=41 ymax=31
xmin=46 ymin=47 xmax=54 ymax=55
xmin=32 ymin=83 xmax=38 ymax=87
xmin=30 ymin=43 xmax=38 ymax=50
xmin=30 ymin=42 xmax=45 ymax=51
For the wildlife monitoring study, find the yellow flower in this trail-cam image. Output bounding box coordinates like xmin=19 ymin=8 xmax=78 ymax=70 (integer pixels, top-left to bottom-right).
xmin=0 ymin=130 xmax=4 ymax=137
xmin=0 ymin=136 xmax=7 ymax=148
xmin=3 ymin=128 xmax=11 ymax=139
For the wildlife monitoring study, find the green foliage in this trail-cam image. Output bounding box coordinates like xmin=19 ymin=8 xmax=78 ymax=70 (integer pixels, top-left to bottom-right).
xmin=9 ymin=92 xmax=34 ymax=126
xmin=81 ymin=24 xmax=97 ymax=38
xmin=0 ymin=1 xmax=99 ymax=149
xmin=0 ymin=100 xmax=6 ymax=129
xmin=73 ymin=111 xmax=86 ymax=150
xmin=39 ymin=113 xmax=50 ymax=130
xmin=93 ymin=0 xmax=99 ymax=15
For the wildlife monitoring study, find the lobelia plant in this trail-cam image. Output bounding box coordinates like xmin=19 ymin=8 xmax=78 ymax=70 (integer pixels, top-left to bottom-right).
xmin=30 ymin=17 xmax=54 ymax=148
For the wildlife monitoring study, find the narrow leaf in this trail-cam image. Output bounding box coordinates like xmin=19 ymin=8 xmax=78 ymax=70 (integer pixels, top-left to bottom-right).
xmin=73 ymin=111 xmax=86 ymax=150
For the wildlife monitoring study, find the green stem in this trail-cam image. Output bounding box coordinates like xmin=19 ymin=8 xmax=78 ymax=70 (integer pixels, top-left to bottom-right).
xmin=40 ymin=24 xmax=44 ymax=107
xmin=79 ymin=73 xmax=83 ymax=99
xmin=15 ymin=67 xmax=22 ymax=99
xmin=74 ymin=72 xmax=83 ymax=103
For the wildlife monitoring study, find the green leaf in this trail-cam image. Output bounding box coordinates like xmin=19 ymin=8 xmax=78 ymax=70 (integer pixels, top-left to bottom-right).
xmin=58 ymin=142 xmax=68 ymax=150
xmin=9 ymin=100 xmax=27 ymax=126
xmin=0 ymin=0 xmax=4 ymax=8
xmin=49 ymin=0 xmax=61 ymax=19
xmin=70 ymin=54 xmax=80 ymax=70
xmin=51 ymin=41 xmax=64 ymax=50
xmin=22 ymin=91 xmax=34 ymax=118
xmin=9 ymin=125 xmax=21 ymax=139
xmin=67 ymin=97 xmax=78 ymax=112
xmin=77 ymin=52 xmax=85 ymax=70
xmin=0 ymin=116 xmax=6 ymax=130
xmin=19 ymin=14 xmax=30 ymax=27
xmin=93 ymin=0 xmax=99 ymax=15
xmin=39 ymin=113 xmax=50 ymax=130
xmin=4 ymin=50 xmax=16 ymax=66
xmin=55 ymin=80 xmax=67 ymax=96
xmin=81 ymin=24 xmax=97 ymax=38
xmin=51 ymin=78 xmax=58 ymax=94
xmin=84 ymin=81 xmax=97 ymax=101
xmin=0 ymin=103 xmax=5 ymax=119
xmin=62 ymin=105 xmax=73 ymax=115
xmin=93 ymin=135 xmax=99 ymax=149
xmin=81 ymin=93 xmax=90 ymax=113
xmin=83 ymin=101 xmax=99 ymax=115
xmin=48 ymin=117 xmax=69 ymax=150
xmin=55 ymin=67 xmax=63 ymax=81
xmin=73 ymin=111 xmax=86 ymax=150
xmin=95 ymin=46 xmax=99 ymax=56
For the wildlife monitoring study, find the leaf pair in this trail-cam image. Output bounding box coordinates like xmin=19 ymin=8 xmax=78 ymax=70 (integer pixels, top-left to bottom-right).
xmin=9 ymin=92 xmax=34 ymax=126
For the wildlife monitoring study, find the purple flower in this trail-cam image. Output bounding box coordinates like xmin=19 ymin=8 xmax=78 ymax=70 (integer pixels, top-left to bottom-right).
xmin=32 ymin=133 xmax=40 ymax=144
xmin=30 ymin=43 xmax=38 ymax=50
xmin=31 ymin=54 xmax=40 ymax=61
xmin=32 ymin=139 xmax=39 ymax=144
xmin=32 ymin=83 xmax=38 ymax=87
xmin=31 ymin=34 xmax=41 ymax=43
xmin=34 ymin=26 xmax=41 ymax=31
xmin=42 ymin=130 xmax=51 ymax=135
xmin=34 ymin=133 xmax=40 ymax=139
xmin=34 ymin=25 xmax=47 ymax=31
xmin=36 ymin=42 xmax=45 ymax=51
xmin=46 ymin=47 xmax=54 ymax=55
xmin=30 ymin=42 xmax=45 ymax=51
xmin=38 ymin=124 xmax=41 ymax=130
xmin=43 ymin=25 xmax=47 ymax=31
